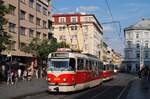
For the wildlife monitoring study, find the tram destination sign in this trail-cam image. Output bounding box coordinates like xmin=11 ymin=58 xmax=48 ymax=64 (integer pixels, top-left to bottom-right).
xmin=51 ymin=53 xmax=69 ymax=58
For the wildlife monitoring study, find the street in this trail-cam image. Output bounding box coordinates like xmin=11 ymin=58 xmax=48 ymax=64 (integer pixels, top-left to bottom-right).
xmin=14 ymin=73 xmax=135 ymax=99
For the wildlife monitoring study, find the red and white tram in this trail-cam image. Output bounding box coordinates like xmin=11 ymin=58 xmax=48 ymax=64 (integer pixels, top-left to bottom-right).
xmin=102 ymin=64 xmax=115 ymax=81
xmin=47 ymin=48 xmax=114 ymax=92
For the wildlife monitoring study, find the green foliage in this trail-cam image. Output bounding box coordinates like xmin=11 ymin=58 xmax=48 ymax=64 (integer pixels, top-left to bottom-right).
xmin=0 ymin=3 xmax=10 ymax=16
xmin=0 ymin=3 xmax=11 ymax=53
xmin=23 ymin=38 xmax=71 ymax=60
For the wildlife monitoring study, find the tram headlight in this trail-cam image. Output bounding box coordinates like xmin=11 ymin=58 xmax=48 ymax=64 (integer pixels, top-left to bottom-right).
xmin=48 ymin=78 xmax=51 ymax=81
xmin=63 ymin=78 xmax=67 ymax=82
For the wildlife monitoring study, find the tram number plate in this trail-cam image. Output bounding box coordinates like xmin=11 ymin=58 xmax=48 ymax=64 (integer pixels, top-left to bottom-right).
xmin=54 ymin=77 xmax=60 ymax=81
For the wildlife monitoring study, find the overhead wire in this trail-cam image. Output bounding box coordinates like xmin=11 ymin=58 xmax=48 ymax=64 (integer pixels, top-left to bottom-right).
xmin=104 ymin=0 xmax=123 ymax=53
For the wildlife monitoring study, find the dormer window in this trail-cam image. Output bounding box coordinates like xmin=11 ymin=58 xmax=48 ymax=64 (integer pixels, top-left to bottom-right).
xmin=59 ymin=17 xmax=66 ymax=23
xmin=71 ymin=17 xmax=77 ymax=23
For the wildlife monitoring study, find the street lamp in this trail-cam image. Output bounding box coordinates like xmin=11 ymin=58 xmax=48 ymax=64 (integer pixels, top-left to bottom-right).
xmin=140 ymin=38 xmax=144 ymax=70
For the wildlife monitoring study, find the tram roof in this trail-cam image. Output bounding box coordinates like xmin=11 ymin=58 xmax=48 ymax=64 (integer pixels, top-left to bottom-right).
xmin=48 ymin=51 xmax=100 ymax=61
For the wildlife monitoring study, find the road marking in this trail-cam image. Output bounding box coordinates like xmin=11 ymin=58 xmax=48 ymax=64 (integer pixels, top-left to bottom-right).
xmin=116 ymin=79 xmax=134 ymax=99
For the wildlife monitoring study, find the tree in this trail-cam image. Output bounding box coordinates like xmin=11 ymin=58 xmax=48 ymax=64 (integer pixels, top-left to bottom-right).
xmin=57 ymin=41 xmax=70 ymax=48
xmin=23 ymin=38 xmax=57 ymax=59
xmin=0 ymin=2 xmax=10 ymax=54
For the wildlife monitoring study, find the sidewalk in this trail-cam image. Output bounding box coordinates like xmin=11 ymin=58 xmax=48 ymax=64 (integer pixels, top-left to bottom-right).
xmin=126 ymin=78 xmax=150 ymax=99
xmin=0 ymin=78 xmax=47 ymax=99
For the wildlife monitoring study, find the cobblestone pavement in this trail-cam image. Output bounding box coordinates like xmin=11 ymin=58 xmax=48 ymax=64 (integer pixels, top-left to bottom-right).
xmin=0 ymin=78 xmax=47 ymax=99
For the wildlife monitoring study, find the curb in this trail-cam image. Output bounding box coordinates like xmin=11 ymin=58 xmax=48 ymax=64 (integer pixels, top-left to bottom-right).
xmin=116 ymin=79 xmax=134 ymax=99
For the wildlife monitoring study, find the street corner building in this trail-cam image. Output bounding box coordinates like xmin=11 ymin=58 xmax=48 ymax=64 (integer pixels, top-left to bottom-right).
xmin=124 ymin=18 xmax=150 ymax=72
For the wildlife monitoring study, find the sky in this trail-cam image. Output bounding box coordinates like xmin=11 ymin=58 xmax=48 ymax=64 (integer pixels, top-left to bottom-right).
xmin=52 ymin=0 xmax=150 ymax=55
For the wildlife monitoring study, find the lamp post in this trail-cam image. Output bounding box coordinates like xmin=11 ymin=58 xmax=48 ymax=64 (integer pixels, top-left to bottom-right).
xmin=140 ymin=38 xmax=144 ymax=70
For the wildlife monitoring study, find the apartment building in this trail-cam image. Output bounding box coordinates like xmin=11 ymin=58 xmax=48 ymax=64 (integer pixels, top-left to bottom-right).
xmin=124 ymin=18 xmax=150 ymax=71
xmin=1 ymin=0 xmax=50 ymax=62
xmin=52 ymin=13 xmax=103 ymax=58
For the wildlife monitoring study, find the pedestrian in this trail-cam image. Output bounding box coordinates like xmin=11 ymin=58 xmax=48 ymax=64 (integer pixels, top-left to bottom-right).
xmin=17 ymin=68 xmax=22 ymax=80
xmin=23 ymin=70 xmax=27 ymax=81
xmin=7 ymin=69 xmax=13 ymax=85
xmin=1 ymin=62 xmax=6 ymax=82
xmin=35 ymin=68 xmax=38 ymax=79
xmin=139 ymin=66 xmax=149 ymax=90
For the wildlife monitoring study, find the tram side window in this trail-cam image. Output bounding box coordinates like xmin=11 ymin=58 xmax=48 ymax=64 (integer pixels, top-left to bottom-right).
xmin=92 ymin=61 xmax=95 ymax=70
xmin=89 ymin=61 xmax=92 ymax=70
xmin=85 ymin=60 xmax=89 ymax=70
xmin=99 ymin=62 xmax=103 ymax=70
xmin=69 ymin=58 xmax=75 ymax=70
xmin=77 ymin=59 xmax=84 ymax=70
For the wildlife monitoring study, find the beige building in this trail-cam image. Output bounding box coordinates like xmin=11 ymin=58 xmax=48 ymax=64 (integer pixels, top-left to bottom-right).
xmin=52 ymin=13 xmax=103 ymax=58
xmin=1 ymin=0 xmax=50 ymax=61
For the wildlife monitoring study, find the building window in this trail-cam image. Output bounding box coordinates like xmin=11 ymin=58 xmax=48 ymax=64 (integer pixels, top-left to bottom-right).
xmin=43 ymin=20 xmax=47 ymax=28
xmin=11 ymin=41 xmax=16 ymax=50
xmin=59 ymin=35 xmax=66 ymax=41
xmin=36 ymin=3 xmax=41 ymax=12
xmin=125 ymin=51 xmax=130 ymax=58
xmin=136 ymin=52 xmax=140 ymax=58
xmin=36 ymin=18 xmax=41 ymax=26
xmin=83 ymin=25 xmax=88 ymax=33
xmin=71 ymin=26 xmax=77 ymax=30
xmin=59 ymin=26 xmax=65 ymax=31
xmin=59 ymin=17 xmax=66 ymax=23
xmin=29 ymin=29 xmax=34 ymax=37
xmin=144 ymin=32 xmax=149 ymax=38
xmin=43 ymin=7 xmax=47 ymax=16
xmin=20 ymin=42 xmax=26 ymax=51
xmin=145 ymin=52 xmax=148 ymax=58
xmin=36 ymin=32 xmax=41 ymax=38
xmin=20 ymin=0 xmax=25 ymax=4
xmin=136 ymin=33 xmax=139 ymax=39
xmin=71 ymin=44 xmax=77 ymax=49
xmin=71 ymin=17 xmax=77 ymax=23
xmin=126 ymin=32 xmax=132 ymax=40
xmin=9 ymin=22 xmax=16 ymax=32
xmin=20 ymin=10 xmax=26 ymax=20
xmin=29 ymin=0 xmax=34 ymax=8
xmin=127 ymin=41 xmax=132 ymax=48
xmin=29 ymin=14 xmax=34 ymax=23
xmin=9 ymin=5 xmax=16 ymax=15
xmin=43 ymin=34 xmax=47 ymax=38
xmin=145 ymin=42 xmax=148 ymax=48
xmin=136 ymin=43 xmax=140 ymax=48
xmin=20 ymin=27 xmax=26 ymax=35
xmin=71 ymin=35 xmax=77 ymax=40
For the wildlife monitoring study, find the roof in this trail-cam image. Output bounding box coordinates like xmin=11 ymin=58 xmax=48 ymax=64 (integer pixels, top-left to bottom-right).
xmin=124 ymin=18 xmax=150 ymax=31
xmin=52 ymin=13 xmax=103 ymax=29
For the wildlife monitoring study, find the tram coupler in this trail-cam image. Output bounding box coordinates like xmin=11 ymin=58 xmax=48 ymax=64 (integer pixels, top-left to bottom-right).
xmin=54 ymin=87 xmax=59 ymax=92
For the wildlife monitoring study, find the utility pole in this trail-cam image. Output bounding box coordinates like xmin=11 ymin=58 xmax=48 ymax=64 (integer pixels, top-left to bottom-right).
xmin=140 ymin=38 xmax=144 ymax=70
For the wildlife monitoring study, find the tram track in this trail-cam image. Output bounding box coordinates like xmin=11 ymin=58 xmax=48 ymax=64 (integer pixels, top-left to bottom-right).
xmin=11 ymin=73 xmax=135 ymax=99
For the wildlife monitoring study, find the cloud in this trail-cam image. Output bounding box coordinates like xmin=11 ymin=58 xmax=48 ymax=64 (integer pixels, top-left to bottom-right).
xmin=103 ymin=25 xmax=115 ymax=33
xmin=77 ymin=6 xmax=99 ymax=11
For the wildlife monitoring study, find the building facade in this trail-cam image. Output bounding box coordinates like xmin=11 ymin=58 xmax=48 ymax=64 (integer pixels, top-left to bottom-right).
xmin=52 ymin=13 xmax=103 ymax=58
xmin=124 ymin=18 xmax=150 ymax=71
xmin=1 ymin=0 xmax=50 ymax=62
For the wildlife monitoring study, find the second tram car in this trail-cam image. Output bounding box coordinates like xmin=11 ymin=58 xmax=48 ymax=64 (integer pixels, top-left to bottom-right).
xmin=47 ymin=48 xmax=114 ymax=92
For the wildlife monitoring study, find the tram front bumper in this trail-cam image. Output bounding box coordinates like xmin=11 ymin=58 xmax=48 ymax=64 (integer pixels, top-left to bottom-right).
xmin=48 ymin=85 xmax=76 ymax=92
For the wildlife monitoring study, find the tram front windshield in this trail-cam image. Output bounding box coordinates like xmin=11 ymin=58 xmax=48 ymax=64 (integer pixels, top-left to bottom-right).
xmin=48 ymin=58 xmax=75 ymax=71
